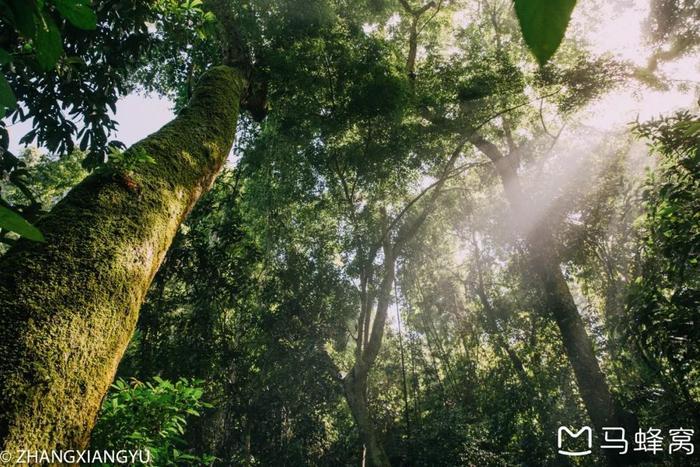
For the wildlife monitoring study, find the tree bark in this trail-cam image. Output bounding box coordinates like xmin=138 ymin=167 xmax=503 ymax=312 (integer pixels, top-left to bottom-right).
xmin=0 ymin=66 xmax=244 ymax=451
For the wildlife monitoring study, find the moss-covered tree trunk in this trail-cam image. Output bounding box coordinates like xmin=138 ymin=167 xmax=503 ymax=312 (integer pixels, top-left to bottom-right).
xmin=0 ymin=66 xmax=244 ymax=451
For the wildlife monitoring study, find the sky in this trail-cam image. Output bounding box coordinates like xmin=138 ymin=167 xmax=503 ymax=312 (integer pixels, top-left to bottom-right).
xmin=7 ymin=91 xmax=174 ymax=155
xmin=572 ymin=0 xmax=699 ymax=129
xmin=7 ymin=0 xmax=699 ymax=155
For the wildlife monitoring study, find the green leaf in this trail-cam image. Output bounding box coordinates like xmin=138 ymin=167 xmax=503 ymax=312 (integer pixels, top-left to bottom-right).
xmin=678 ymin=120 xmax=700 ymax=137
xmin=0 ymin=74 xmax=16 ymax=118
xmin=0 ymin=49 xmax=12 ymax=65
xmin=0 ymin=206 xmax=45 ymax=241
xmin=52 ymin=0 xmax=97 ymax=30
xmin=9 ymin=0 xmax=38 ymax=38
xmin=514 ymin=0 xmax=577 ymax=65
xmin=34 ymin=14 xmax=63 ymax=70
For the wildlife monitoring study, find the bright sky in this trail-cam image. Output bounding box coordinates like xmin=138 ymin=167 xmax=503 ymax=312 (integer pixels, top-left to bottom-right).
xmin=573 ymin=0 xmax=651 ymax=66
xmin=110 ymin=93 xmax=174 ymax=145
xmin=7 ymin=92 xmax=174 ymax=155
xmin=572 ymin=0 xmax=699 ymax=129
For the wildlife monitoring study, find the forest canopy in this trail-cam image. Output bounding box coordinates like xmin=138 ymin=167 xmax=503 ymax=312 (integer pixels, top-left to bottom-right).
xmin=0 ymin=0 xmax=698 ymax=466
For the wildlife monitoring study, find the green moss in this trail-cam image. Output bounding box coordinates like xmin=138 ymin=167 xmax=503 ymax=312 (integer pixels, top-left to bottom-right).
xmin=0 ymin=66 xmax=244 ymax=451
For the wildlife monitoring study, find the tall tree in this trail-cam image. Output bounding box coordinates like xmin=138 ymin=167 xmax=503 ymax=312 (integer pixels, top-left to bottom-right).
xmin=338 ymin=153 xmax=460 ymax=466
xmin=1 ymin=1 xmax=695 ymax=462
xmin=0 ymin=64 xmax=244 ymax=450
xmin=0 ymin=0 xmax=337 ymax=449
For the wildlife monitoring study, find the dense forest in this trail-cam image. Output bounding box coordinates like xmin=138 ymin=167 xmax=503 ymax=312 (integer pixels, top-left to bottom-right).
xmin=0 ymin=0 xmax=698 ymax=465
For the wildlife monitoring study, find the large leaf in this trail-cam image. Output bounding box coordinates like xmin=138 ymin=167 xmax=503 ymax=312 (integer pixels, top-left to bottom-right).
xmin=53 ymin=0 xmax=97 ymax=30
xmin=0 ymin=206 xmax=45 ymax=241
xmin=34 ymin=14 xmax=63 ymax=70
xmin=8 ymin=0 xmax=38 ymax=38
xmin=514 ymin=0 xmax=577 ymax=65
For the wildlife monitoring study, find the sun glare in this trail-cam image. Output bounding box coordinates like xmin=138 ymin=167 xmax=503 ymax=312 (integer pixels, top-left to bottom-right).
xmin=573 ymin=0 xmax=699 ymax=130
xmin=572 ymin=0 xmax=651 ymax=66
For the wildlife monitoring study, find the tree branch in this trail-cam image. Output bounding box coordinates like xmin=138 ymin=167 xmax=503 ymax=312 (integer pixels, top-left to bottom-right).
xmin=469 ymin=132 xmax=505 ymax=163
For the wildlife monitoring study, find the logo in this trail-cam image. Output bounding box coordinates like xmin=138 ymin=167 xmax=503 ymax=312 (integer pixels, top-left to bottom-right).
xmin=558 ymin=426 xmax=593 ymax=456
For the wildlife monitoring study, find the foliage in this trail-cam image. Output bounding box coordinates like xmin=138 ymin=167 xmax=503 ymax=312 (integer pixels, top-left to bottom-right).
xmin=105 ymin=146 xmax=156 ymax=173
xmin=624 ymin=112 xmax=700 ymax=428
xmin=118 ymin=166 xmax=359 ymax=465
xmin=91 ymin=377 xmax=216 ymax=466
xmin=1 ymin=0 xmax=216 ymax=167
xmin=104 ymin=3 xmax=696 ymax=465
xmin=0 ymin=0 xmax=97 ymax=239
xmin=0 ymin=0 xmax=97 ymax=115
xmin=1 ymin=0 xmax=698 ymax=465
xmin=0 ymin=148 xmax=86 ymax=246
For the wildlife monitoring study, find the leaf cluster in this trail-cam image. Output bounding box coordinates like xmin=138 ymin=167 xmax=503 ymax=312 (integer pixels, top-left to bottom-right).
xmin=91 ymin=377 xmax=217 ymax=466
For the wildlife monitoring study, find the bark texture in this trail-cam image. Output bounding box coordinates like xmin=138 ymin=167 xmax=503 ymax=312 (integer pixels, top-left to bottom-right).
xmin=0 ymin=66 xmax=244 ymax=451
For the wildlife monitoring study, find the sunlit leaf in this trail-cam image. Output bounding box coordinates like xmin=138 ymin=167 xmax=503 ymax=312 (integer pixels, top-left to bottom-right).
xmin=678 ymin=120 xmax=700 ymax=137
xmin=514 ymin=0 xmax=577 ymax=65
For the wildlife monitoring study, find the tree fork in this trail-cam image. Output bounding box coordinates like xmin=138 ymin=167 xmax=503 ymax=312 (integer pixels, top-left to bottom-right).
xmin=0 ymin=66 xmax=245 ymax=451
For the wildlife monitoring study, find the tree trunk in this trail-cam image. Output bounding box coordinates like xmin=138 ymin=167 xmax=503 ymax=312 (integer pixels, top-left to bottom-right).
xmin=526 ymin=228 xmax=619 ymax=424
xmin=469 ymin=135 xmax=637 ymax=464
xmin=502 ymin=157 xmax=628 ymax=425
xmin=343 ymin=368 xmax=391 ymax=467
xmin=0 ymin=66 xmax=244 ymax=451
xmin=527 ymin=229 xmax=640 ymax=465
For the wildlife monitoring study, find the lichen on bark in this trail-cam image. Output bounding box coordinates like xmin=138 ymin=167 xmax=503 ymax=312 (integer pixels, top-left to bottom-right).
xmin=0 ymin=65 xmax=245 ymax=451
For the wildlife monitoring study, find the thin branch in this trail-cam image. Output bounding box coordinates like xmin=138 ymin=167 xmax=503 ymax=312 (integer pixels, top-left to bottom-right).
xmin=401 ymin=0 xmax=437 ymax=76
xmin=416 ymin=0 xmax=444 ymax=34
xmin=502 ymin=115 xmax=516 ymax=155
xmin=399 ymin=0 xmax=436 ymax=16
xmin=538 ymin=97 xmax=556 ymax=139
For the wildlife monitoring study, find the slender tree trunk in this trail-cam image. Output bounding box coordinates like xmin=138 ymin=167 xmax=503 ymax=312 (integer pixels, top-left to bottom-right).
xmin=527 ymin=229 xmax=640 ymax=465
xmin=0 ymin=66 xmax=244 ymax=451
xmin=342 ymin=245 xmax=395 ymax=467
xmin=343 ymin=368 xmax=391 ymax=467
xmin=334 ymin=142 xmax=459 ymax=467
xmin=393 ymin=282 xmax=411 ymax=440
xmin=526 ymin=228 xmax=619 ymax=425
